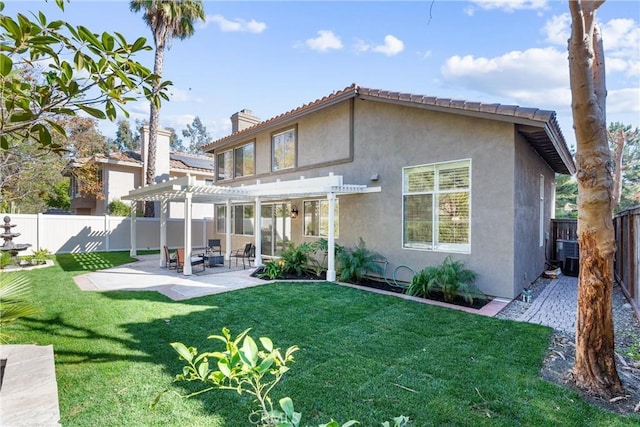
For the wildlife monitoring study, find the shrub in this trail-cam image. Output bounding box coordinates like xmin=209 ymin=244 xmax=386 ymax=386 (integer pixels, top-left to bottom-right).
xmin=259 ymin=259 xmax=285 ymax=280
xmin=337 ymin=238 xmax=383 ymax=284
xmin=281 ymin=243 xmax=311 ymax=276
xmin=306 ymin=238 xmax=343 ymax=277
xmin=31 ymin=248 xmax=51 ymax=264
xmin=407 ymin=256 xmax=483 ymax=304
xmin=108 ymin=199 xmax=131 ymax=216
xmin=1 ymin=251 xmax=13 ymax=269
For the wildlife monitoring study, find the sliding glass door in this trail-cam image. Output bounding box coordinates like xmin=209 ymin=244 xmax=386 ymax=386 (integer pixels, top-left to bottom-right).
xmin=261 ymin=203 xmax=292 ymax=256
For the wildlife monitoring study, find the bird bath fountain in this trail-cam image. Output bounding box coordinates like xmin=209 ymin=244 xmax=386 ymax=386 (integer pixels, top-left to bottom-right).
xmin=0 ymin=215 xmax=31 ymax=267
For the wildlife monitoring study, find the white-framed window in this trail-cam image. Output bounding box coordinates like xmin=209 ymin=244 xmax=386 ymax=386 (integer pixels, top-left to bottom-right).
xmin=403 ymin=159 xmax=471 ymax=253
xmin=304 ymin=199 xmax=339 ymax=238
xmin=234 ymin=142 xmax=255 ymax=178
xmin=216 ymin=204 xmax=254 ymax=235
xmin=216 ymin=150 xmax=233 ymax=181
xmin=272 ymin=127 xmax=296 ymax=171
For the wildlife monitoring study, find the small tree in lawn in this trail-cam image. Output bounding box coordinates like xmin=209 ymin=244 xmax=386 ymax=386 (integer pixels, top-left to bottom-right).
xmin=568 ymin=0 xmax=623 ymax=397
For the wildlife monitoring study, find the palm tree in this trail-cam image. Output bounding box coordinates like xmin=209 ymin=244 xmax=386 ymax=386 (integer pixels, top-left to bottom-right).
xmin=130 ymin=0 xmax=205 ymax=217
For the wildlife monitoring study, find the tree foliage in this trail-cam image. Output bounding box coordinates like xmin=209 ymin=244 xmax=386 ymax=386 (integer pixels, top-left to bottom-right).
xmin=0 ymin=0 xmax=169 ymax=153
xmin=182 ymin=116 xmax=209 ymax=154
xmin=608 ymin=122 xmax=640 ymax=211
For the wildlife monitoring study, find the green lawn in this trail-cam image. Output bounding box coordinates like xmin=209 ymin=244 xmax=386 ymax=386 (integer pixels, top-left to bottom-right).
xmin=4 ymin=251 xmax=638 ymax=426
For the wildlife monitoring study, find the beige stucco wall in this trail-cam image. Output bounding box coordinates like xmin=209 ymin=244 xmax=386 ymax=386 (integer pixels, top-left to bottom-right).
xmin=104 ymin=165 xmax=141 ymax=215
xmin=513 ymin=131 xmax=557 ymax=295
xmin=210 ymin=98 xmax=565 ymax=298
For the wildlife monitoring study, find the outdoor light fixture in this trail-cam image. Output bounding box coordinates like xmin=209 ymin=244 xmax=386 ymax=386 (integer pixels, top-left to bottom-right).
xmin=290 ymin=205 xmax=299 ymax=219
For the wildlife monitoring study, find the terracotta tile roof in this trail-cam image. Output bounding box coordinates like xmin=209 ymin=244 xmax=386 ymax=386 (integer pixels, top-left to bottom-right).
xmin=206 ymin=84 xmax=575 ymax=174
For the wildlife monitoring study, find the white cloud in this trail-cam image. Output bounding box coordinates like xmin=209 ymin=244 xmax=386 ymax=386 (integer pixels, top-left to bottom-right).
xmin=441 ymin=47 xmax=570 ymax=109
xmin=468 ymin=0 xmax=549 ymax=13
xmin=355 ymin=35 xmax=405 ymax=56
xmin=205 ymin=14 xmax=266 ymax=33
xmin=306 ymin=30 xmax=343 ymax=52
xmin=608 ymin=87 xmax=640 ymax=115
xmin=601 ymin=18 xmax=640 ymax=60
xmin=542 ymin=13 xmax=571 ymax=45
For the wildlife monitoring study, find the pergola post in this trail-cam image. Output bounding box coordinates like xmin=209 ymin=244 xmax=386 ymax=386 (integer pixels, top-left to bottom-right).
xmin=327 ymin=192 xmax=337 ymax=281
xmin=183 ymin=192 xmax=193 ymax=275
xmin=254 ymin=196 xmax=262 ymax=266
xmin=159 ymin=198 xmax=167 ymax=267
xmin=130 ymin=201 xmax=137 ymax=257
xmin=225 ymin=199 xmax=232 ymax=261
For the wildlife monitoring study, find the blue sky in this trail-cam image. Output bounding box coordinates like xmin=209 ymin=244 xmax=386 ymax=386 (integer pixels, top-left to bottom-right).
xmin=4 ymin=0 xmax=640 ymax=150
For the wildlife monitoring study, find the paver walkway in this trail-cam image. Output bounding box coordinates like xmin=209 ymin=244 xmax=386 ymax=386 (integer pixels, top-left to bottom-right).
xmin=519 ymin=275 xmax=578 ymax=334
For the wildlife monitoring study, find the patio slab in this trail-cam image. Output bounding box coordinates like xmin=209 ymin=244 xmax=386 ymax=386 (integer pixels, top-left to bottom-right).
xmin=74 ymin=254 xmax=267 ymax=301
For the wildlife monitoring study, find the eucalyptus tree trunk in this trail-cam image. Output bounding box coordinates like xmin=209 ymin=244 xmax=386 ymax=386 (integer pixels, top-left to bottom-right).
xmin=568 ymin=0 xmax=623 ymax=397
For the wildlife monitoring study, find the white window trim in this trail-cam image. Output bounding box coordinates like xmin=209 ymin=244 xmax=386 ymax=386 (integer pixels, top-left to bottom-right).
xmin=402 ymin=159 xmax=471 ymax=254
xmin=272 ymin=127 xmax=296 ymax=172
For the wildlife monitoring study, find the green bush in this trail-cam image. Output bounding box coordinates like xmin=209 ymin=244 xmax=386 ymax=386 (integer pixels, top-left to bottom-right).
xmin=1 ymin=251 xmax=13 ymax=269
xmin=337 ymin=238 xmax=383 ymax=284
xmin=281 ymin=243 xmax=311 ymax=276
xmin=259 ymin=259 xmax=285 ymax=280
xmin=407 ymin=256 xmax=483 ymax=304
xmin=31 ymin=248 xmax=51 ymax=264
xmin=108 ymin=199 xmax=131 ymax=216
xmin=306 ymin=238 xmax=343 ymax=277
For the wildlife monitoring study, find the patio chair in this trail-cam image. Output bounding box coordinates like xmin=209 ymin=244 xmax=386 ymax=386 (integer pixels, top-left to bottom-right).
xmin=163 ymin=245 xmax=177 ymax=270
xmin=229 ymin=243 xmax=255 ymax=269
xmin=175 ymin=248 xmax=205 ymax=273
xmin=207 ymin=239 xmax=222 ymax=255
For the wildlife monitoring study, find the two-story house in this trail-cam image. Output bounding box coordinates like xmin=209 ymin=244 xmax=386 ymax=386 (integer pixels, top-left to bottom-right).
xmin=124 ymin=84 xmax=575 ymax=299
xmin=65 ymin=127 xmax=216 ymax=219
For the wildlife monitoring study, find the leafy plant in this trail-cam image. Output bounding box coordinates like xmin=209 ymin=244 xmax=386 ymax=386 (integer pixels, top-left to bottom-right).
xmin=407 ymin=256 xmax=482 ymax=304
xmin=157 ymin=328 xmax=403 ymax=426
xmin=0 ymin=273 xmax=41 ymax=342
xmin=306 ymin=238 xmax=343 ymax=277
xmin=281 ymin=243 xmax=311 ymax=276
xmin=259 ymin=259 xmax=285 ymax=280
xmin=154 ymin=327 xmax=300 ymax=426
xmin=626 ymin=343 xmax=640 ymax=362
xmin=31 ymin=248 xmax=51 ymax=264
xmin=108 ymin=200 xmax=131 ymax=216
xmin=337 ymin=238 xmax=383 ymax=284
xmin=0 ymin=251 xmax=13 ymax=269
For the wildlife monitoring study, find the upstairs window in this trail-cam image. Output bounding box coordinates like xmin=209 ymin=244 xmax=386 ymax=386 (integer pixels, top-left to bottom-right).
xmin=403 ymin=160 xmax=471 ymax=253
xmin=234 ymin=142 xmax=255 ymax=178
xmin=272 ymin=127 xmax=296 ymax=171
xmin=216 ymin=150 xmax=232 ymax=181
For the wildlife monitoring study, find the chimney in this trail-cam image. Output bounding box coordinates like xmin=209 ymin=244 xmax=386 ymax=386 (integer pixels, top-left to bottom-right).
xmin=140 ymin=126 xmax=171 ymax=185
xmin=231 ymin=109 xmax=260 ymax=133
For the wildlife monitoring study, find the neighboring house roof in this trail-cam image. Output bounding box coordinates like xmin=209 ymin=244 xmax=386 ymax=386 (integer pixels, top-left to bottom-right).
xmin=205 ymin=83 xmax=576 ymax=175
xmin=64 ymin=151 xmax=215 ymax=175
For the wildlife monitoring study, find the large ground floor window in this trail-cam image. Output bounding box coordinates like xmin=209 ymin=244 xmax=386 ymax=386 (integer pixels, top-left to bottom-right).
xmin=403 ymin=159 xmax=471 ymax=253
xmin=304 ymin=199 xmax=339 ymax=238
xmin=216 ymin=204 xmax=254 ymax=236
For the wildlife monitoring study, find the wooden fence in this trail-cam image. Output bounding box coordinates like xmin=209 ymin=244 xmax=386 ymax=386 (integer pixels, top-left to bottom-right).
xmin=552 ymin=211 xmax=639 ymax=320
xmin=614 ymin=207 xmax=639 ymax=319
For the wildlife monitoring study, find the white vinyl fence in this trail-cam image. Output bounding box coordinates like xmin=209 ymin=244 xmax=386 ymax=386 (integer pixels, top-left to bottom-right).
xmin=3 ymin=214 xmax=213 ymax=255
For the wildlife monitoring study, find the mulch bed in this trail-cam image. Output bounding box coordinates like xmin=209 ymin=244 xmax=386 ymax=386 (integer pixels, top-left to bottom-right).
xmin=251 ymin=267 xmax=490 ymax=310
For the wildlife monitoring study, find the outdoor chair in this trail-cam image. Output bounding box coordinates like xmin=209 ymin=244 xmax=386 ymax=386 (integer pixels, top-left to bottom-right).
xmin=207 ymin=239 xmax=222 ymax=255
xmin=229 ymin=243 xmax=255 ymax=269
xmin=175 ymin=248 xmax=205 ymax=273
xmin=163 ymin=245 xmax=177 ymax=270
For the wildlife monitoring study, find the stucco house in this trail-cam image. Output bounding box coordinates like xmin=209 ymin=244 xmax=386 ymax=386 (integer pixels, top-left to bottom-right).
xmin=65 ymin=127 xmax=216 ymax=218
xmin=124 ymin=84 xmax=575 ymax=299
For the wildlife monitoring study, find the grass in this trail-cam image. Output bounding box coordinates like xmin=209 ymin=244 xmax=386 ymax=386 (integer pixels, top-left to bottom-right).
xmin=3 ymin=251 xmax=638 ymax=426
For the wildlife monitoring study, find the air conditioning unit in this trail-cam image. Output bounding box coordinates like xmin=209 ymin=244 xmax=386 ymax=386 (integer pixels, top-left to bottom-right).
xmin=556 ymin=239 xmax=579 ymax=276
